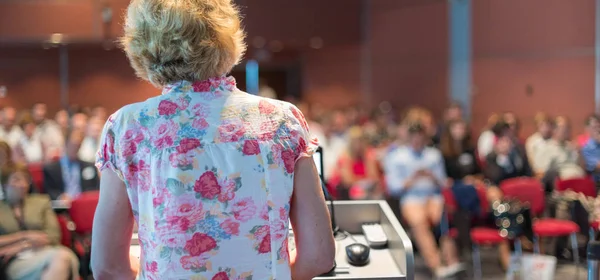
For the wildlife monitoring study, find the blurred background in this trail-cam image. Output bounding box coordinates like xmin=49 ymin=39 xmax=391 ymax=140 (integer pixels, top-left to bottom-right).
xmin=0 ymin=0 xmax=598 ymax=279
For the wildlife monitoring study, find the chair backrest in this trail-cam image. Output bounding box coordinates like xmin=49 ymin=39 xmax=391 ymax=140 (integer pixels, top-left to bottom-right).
xmin=442 ymin=187 xmax=458 ymax=212
xmin=28 ymin=164 xmax=44 ymax=193
xmin=69 ymin=191 xmax=100 ymax=234
xmin=500 ymin=177 xmax=545 ymax=216
xmin=555 ymin=177 xmax=597 ymax=197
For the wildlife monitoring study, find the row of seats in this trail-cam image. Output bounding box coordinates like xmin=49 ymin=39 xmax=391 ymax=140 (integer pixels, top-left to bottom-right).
xmin=444 ymin=177 xmax=597 ymax=279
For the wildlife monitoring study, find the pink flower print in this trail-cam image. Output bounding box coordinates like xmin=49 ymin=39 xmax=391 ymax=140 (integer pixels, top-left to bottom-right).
xmin=242 ymin=140 xmax=260 ymax=155
xmin=296 ymin=137 xmax=307 ymax=157
xmin=220 ymin=219 xmax=240 ymax=236
xmin=153 ymin=119 xmax=178 ymax=149
xmin=127 ymin=160 xmax=151 ymax=191
xmin=169 ymin=151 xmax=194 ymax=168
xmin=258 ymin=233 xmax=271 ymax=254
xmin=146 ymin=261 xmax=159 ymax=273
xmin=271 ymin=144 xmax=283 ymax=165
xmin=259 ymin=100 xmax=277 ymax=115
xmin=217 ymin=178 xmax=236 ymax=202
xmin=212 ymin=272 xmax=230 ymax=280
xmin=177 ymin=138 xmax=201 ymax=153
xmin=152 ymin=187 xmax=170 ymax=208
xmin=192 ymin=118 xmax=209 ymax=130
xmin=120 ymin=128 xmax=145 ymax=158
xmin=279 ymin=207 xmax=288 ymax=221
xmin=232 ymin=197 xmax=257 ymax=222
xmin=218 ymin=119 xmax=246 ymax=143
xmin=176 ymin=96 xmax=190 ymax=110
xmin=180 ymin=255 xmax=207 ymax=270
xmin=259 ymin=205 xmax=269 ymax=221
xmin=178 ymin=217 xmax=191 ymax=231
xmin=258 ymin=120 xmax=276 ymax=141
xmin=158 ymin=100 xmax=178 ymax=116
xmin=254 ymin=225 xmax=270 ymax=240
xmin=281 ymin=149 xmax=295 ymax=174
xmin=280 ymin=239 xmax=290 ymax=262
xmin=191 ymin=103 xmax=210 ymax=118
xmin=184 ymin=233 xmax=217 ymax=256
xmin=194 ymin=171 xmax=222 ymax=199
xmin=192 ymin=80 xmax=211 ymax=92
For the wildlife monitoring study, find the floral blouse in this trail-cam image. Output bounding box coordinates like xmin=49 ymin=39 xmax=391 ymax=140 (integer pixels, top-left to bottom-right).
xmin=96 ymin=76 xmax=317 ymax=280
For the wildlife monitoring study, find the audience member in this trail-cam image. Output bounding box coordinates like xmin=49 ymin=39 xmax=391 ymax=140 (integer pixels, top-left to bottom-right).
xmin=0 ymin=164 xmax=79 ymax=280
xmin=435 ymin=102 xmax=464 ymax=145
xmin=534 ymin=117 xmax=584 ymax=191
xmin=440 ymin=119 xmax=480 ymax=187
xmin=321 ymin=110 xmax=349 ymax=181
xmin=13 ymin=113 xmax=45 ymax=165
xmin=78 ymin=117 xmax=103 ymax=163
xmin=484 ymin=126 xmax=532 ymax=185
xmin=0 ymin=107 xmax=24 ymax=148
xmin=581 ymin=119 xmax=600 ymax=185
xmin=526 ymin=113 xmax=554 ymax=174
xmin=578 ymin=114 xmax=599 ymax=148
xmin=90 ymin=106 xmax=107 ymax=122
xmin=54 ymin=110 xmax=70 ymax=140
xmin=331 ymin=126 xmax=378 ymax=200
xmin=384 ymin=123 xmax=462 ymax=278
xmin=502 ymin=112 xmax=521 ymax=142
xmin=32 ymin=103 xmax=65 ymax=156
xmin=477 ymin=113 xmax=500 ymax=160
xmin=70 ymin=112 xmax=88 ymax=132
xmin=43 ymin=129 xmax=99 ymax=202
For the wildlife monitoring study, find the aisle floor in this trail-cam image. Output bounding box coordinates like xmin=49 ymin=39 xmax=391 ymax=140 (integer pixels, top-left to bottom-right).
xmin=413 ymin=246 xmax=587 ymax=280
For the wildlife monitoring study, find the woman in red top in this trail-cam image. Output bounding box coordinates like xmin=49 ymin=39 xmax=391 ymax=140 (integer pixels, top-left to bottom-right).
xmin=330 ymin=127 xmax=378 ymax=199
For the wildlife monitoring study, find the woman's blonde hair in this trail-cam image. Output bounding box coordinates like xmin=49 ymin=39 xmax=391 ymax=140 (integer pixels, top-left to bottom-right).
xmin=121 ymin=0 xmax=246 ymax=86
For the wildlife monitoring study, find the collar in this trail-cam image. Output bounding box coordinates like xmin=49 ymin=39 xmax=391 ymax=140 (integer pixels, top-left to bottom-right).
xmin=409 ymin=146 xmax=424 ymax=158
xmin=161 ymin=76 xmax=237 ymax=96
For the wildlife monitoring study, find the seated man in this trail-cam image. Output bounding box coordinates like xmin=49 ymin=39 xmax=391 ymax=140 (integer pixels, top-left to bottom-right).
xmin=534 ymin=116 xmax=584 ymax=187
xmin=43 ymin=129 xmax=99 ymax=202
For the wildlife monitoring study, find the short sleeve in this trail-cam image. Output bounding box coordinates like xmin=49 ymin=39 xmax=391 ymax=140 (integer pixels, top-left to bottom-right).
xmin=96 ymin=114 xmax=120 ymax=176
xmin=288 ymin=104 xmax=319 ymax=162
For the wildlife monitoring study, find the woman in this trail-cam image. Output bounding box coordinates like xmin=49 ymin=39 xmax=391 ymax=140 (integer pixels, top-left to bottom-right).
xmin=484 ymin=132 xmax=532 ymax=186
xmin=0 ymin=164 xmax=79 ymax=280
xmin=330 ymin=126 xmax=379 ymax=200
xmin=90 ymin=1 xmax=335 ymax=279
xmin=384 ymin=123 xmax=463 ymax=278
xmin=477 ymin=113 xmax=500 ymax=161
xmin=13 ymin=112 xmax=45 ymax=165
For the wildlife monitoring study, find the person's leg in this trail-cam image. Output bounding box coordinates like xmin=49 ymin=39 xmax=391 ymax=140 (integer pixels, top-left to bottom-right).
xmin=426 ymin=196 xmax=460 ymax=266
xmin=41 ymin=247 xmax=79 ymax=280
xmin=402 ymin=200 xmax=442 ymax=271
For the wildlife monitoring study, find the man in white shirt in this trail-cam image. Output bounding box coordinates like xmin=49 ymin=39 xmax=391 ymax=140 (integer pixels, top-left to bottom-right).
xmin=0 ymin=107 xmax=24 ymax=147
xmin=79 ymin=117 xmax=104 ymax=163
xmin=525 ymin=113 xmax=553 ymax=174
xmin=534 ymin=116 xmax=584 ymax=181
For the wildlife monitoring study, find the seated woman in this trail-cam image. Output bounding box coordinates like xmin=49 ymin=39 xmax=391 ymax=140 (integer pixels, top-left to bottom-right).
xmin=330 ymin=126 xmax=379 ymax=200
xmin=13 ymin=112 xmax=46 ymax=165
xmin=384 ymin=123 xmax=462 ymax=278
xmin=484 ymin=122 xmax=532 ymax=186
xmin=0 ymin=164 xmax=79 ymax=280
xmin=441 ymin=120 xmax=512 ymax=269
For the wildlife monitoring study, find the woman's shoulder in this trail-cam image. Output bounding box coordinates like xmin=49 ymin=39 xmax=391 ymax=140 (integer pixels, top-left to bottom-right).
xmin=26 ymin=193 xmax=52 ymax=205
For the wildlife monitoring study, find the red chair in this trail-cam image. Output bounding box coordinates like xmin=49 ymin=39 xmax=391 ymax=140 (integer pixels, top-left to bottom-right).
xmin=501 ymin=178 xmax=580 ymax=265
xmin=28 ymin=163 xmax=44 ymax=193
xmin=469 ymin=186 xmax=506 ymax=279
xmin=556 ymin=177 xmax=597 ymax=240
xmin=69 ymin=191 xmax=100 ymax=278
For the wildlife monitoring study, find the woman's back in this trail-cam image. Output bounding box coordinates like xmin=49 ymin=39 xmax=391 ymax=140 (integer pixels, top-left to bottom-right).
xmin=100 ymin=77 xmax=313 ymax=279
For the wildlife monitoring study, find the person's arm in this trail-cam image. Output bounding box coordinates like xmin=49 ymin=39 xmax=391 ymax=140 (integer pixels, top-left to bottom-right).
xmin=41 ymin=198 xmax=61 ymax=245
xmin=0 ymin=233 xmax=24 ymax=247
xmin=289 ymin=157 xmax=336 ymax=280
xmin=91 ymin=169 xmax=135 ymax=280
xmin=429 ymin=150 xmax=448 ymax=188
